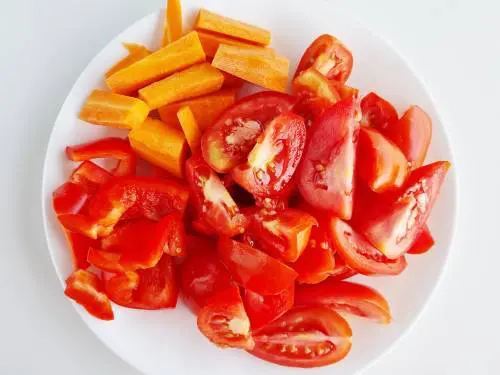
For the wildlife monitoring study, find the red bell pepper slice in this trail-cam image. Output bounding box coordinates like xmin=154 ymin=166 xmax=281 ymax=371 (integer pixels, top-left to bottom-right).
xmin=87 ymin=248 xmax=124 ymax=273
xmin=66 ymin=137 xmax=137 ymax=177
xmin=70 ymin=161 xmax=112 ymax=193
xmin=53 ymin=182 xmax=89 ymax=215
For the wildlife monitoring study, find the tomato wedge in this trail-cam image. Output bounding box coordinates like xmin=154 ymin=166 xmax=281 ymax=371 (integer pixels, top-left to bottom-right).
xmin=232 ymin=113 xmax=306 ymax=198
xmin=295 ymin=34 xmax=353 ymax=84
xmin=408 ymin=226 xmax=435 ymax=255
xmin=244 ymin=284 xmax=294 ymax=330
xmin=186 ymin=154 xmax=248 ymax=237
xmin=217 ymin=238 xmax=297 ymax=295
xmin=245 ymin=208 xmax=318 ymax=263
xmin=383 ymin=106 xmax=432 ymax=169
xmin=296 ymin=280 xmax=391 ymax=324
xmin=250 ymin=306 xmax=352 ymax=368
xmin=197 ymin=285 xmax=254 ymax=349
xmin=329 ymin=254 xmax=357 ymax=281
xmin=202 ymin=91 xmax=296 ymax=173
xmin=362 ymin=161 xmax=450 ymax=259
xmin=180 ymin=250 xmax=232 ymax=313
xmin=360 ymin=92 xmax=399 ymax=130
xmin=329 ymin=217 xmax=407 ymax=276
xmin=357 ymin=127 xmax=409 ymax=193
xmin=298 ymin=98 xmax=359 ymax=219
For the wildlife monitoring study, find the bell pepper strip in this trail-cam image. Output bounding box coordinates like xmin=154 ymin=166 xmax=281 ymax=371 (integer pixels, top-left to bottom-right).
xmin=79 ymin=90 xmax=150 ymax=130
xmin=197 ymin=30 xmax=271 ymax=58
xmin=70 ymin=161 xmax=112 ymax=194
xmin=106 ymin=31 xmax=206 ymax=95
xmin=138 ymin=63 xmax=225 ymax=110
xmin=53 ymin=182 xmax=88 ymax=215
xmin=158 ymin=89 xmax=236 ymax=131
xmin=87 ymin=248 xmax=124 ymax=273
xmin=64 ymin=270 xmax=114 ymax=321
xmin=195 ymin=9 xmax=271 ymax=46
xmin=65 ymin=232 xmax=99 ymax=270
xmin=212 ymin=45 xmax=289 ymax=93
xmin=408 ymin=225 xmax=435 ymax=255
xmin=177 ymin=106 xmax=202 ymax=152
xmin=128 ymin=118 xmax=188 ymax=178
xmin=66 ymin=137 xmax=137 ymax=177
xmin=163 ymin=0 xmax=183 ymax=46
xmin=105 ymin=43 xmax=151 ymax=78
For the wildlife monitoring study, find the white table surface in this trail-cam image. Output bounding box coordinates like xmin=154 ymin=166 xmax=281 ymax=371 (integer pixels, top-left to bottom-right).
xmin=1 ymin=0 xmax=498 ymax=374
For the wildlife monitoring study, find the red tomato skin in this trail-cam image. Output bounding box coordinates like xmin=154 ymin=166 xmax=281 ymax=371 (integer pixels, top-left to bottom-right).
xmin=295 ymin=280 xmax=391 ymax=324
xmin=329 ymin=254 xmax=357 ymax=281
xmin=244 ymin=284 xmax=294 ymax=329
xmin=360 ymin=92 xmax=399 ymax=130
xmin=408 ymin=226 xmax=435 ymax=255
xmin=298 ymin=98 xmax=359 ymax=219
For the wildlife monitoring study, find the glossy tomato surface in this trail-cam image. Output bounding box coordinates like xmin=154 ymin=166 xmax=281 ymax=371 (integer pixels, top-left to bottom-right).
xmin=360 ymin=92 xmax=398 ymax=130
xmin=244 ymin=284 xmax=294 ymax=329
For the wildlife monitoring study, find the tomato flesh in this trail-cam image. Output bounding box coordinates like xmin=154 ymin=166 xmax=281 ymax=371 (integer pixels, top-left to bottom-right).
xmin=202 ymin=91 xmax=296 ymax=173
xmin=244 ymin=284 xmax=294 ymax=329
xmin=408 ymin=226 xmax=435 ymax=255
xmin=250 ymin=306 xmax=352 ymax=368
xmin=232 ymin=113 xmax=306 ymax=198
xmin=329 ymin=254 xmax=357 ymax=281
xmin=296 ymin=280 xmax=391 ymax=324
xmin=360 ymin=92 xmax=399 ymax=130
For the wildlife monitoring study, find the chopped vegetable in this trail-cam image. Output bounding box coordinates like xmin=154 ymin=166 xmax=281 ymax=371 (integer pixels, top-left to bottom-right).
xmin=105 ymin=43 xmax=150 ymax=78
xmin=163 ymin=0 xmax=183 ymax=45
xmin=197 ymin=30 xmax=271 ymax=58
xmin=177 ymin=106 xmax=202 ymax=152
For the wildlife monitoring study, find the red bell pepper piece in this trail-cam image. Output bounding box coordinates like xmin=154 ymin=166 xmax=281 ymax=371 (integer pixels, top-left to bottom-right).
xmin=70 ymin=161 xmax=112 ymax=193
xmin=53 ymin=182 xmax=89 ymax=215
xmin=87 ymin=248 xmax=124 ymax=273
xmin=66 ymin=137 xmax=137 ymax=177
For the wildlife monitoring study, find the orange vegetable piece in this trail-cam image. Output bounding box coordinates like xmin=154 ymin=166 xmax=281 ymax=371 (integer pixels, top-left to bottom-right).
xmin=197 ymin=30 xmax=271 ymax=58
xmin=195 ymin=9 xmax=271 ymax=46
xmin=177 ymin=106 xmax=202 ymax=152
xmin=106 ymin=31 xmax=206 ymax=95
xmin=138 ymin=63 xmax=224 ymax=110
xmin=158 ymin=89 xmax=236 ymax=130
xmin=129 ymin=118 xmax=188 ymax=178
xmin=105 ymin=43 xmax=150 ymax=78
xmin=163 ymin=0 xmax=183 ymax=46
xmin=79 ymin=90 xmax=149 ymax=129
xmin=212 ymin=45 xmax=289 ymax=92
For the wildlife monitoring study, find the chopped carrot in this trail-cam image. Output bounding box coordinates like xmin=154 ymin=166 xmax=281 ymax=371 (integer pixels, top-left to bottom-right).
xmin=163 ymin=0 xmax=183 ymax=46
xmin=177 ymin=106 xmax=202 ymax=152
xmin=79 ymin=90 xmax=149 ymax=129
xmin=158 ymin=89 xmax=236 ymax=130
xmin=106 ymin=31 xmax=206 ymax=95
xmin=129 ymin=118 xmax=188 ymax=178
xmin=195 ymin=9 xmax=271 ymax=46
xmin=138 ymin=63 xmax=224 ymax=110
xmin=197 ymin=30 xmax=271 ymax=58
xmin=105 ymin=43 xmax=151 ymax=78
xmin=212 ymin=45 xmax=289 ymax=92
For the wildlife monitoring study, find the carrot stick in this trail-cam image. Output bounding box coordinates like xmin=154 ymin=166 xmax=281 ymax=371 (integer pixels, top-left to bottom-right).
xmin=106 ymin=31 xmax=206 ymax=95
xmin=105 ymin=43 xmax=150 ymax=78
xmin=129 ymin=118 xmax=188 ymax=178
xmin=177 ymin=106 xmax=202 ymax=152
xmin=162 ymin=0 xmax=183 ymax=46
xmin=212 ymin=44 xmax=289 ymax=92
xmin=197 ymin=30 xmax=271 ymax=58
xmin=158 ymin=89 xmax=236 ymax=130
xmin=138 ymin=63 xmax=224 ymax=110
xmin=195 ymin=9 xmax=271 ymax=46
xmin=79 ymin=90 xmax=149 ymax=129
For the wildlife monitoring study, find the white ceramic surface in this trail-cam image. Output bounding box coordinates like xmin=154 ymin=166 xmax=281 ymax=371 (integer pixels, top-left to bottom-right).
xmin=41 ymin=0 xmax=458 ymax=374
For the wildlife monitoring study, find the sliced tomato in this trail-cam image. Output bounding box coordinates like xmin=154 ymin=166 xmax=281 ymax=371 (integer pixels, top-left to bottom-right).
xmin=160 ymin=212 xmax=187 ymax=257
xmin=197 ymin=285 xmax=254 ymax=349
xmin=408 ymin=226 xmax=435 ymax=255
xmin=293 ymin=96 xmax=332 ymax=127
xmin=362 ymin=161 xmax=450 ymax=259
xmin=104 ymin=255 xmax=177 ymax=310
xmin=383 ymin=106 xmax=432 ymax=169
xmin=53 ymin=182 xmax=88 ymax=215
xmin=244 ymin=284 xmax=294 ymax=330
xmin=87 ymin=248 xmax=124 ymax=273
xmin=180 ymin=250 xmax=232 ymax=313
xmin=329 ymin=254 xmax=357 ymax=281
xmin=298 ymin=98 xmax=359 ymax=219
xmin=245 ymin=208 xmax=317 ymax=262
xmin=202 ymin=91 xmax=296 ymax=173
xmin=295 ymin=280 xmax=391 ymax=324
xmin=217 ymin=238 xmax=297 ymax=295
xmin=232 ymin=113 xmax=306 ymax=198
xmin=64 ymin=270 xmax=114 ymax=320
xmin=331 ymin=82 xmax=359 ymax=100
xmin=329 ymin=217 xmax=407 ymax=276
xmin=186 ymin=154 xmax=248 ymax=237
xmin=295 ymin=34 xmax=353 ymax=84
xmin=250 ymin=306 xmax=352 ymax=368
xmin=357 ymin=127 xmax=409 ymax=193
xmin=360 ymin=92 xmax=399 ymax=130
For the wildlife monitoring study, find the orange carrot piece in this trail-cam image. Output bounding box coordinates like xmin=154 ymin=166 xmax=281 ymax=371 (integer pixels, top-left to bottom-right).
xmin=105 ymin=43 xmax=150 ymax=78
xmin=162 ymin=0 xmax=183 ymax=46
xmin=79 ymin=90 xmax=149 ymax=129
xmin=158 ymin=89 xmax=236 ymax=130
xmin=129 ymin=118 xmax=188 ymax=178
xmin=138 ymin=63 xmax=224 ymax=110
xmin=195 ymin=9 xmax=271 ymax=46
xmin=197 ymin=30 xmax=271 ymax=58
xmin=177 ymin=106 xmax=202 ymax=152
xmin=212 ymin=45 xmax=289 ymax=92
xmin=106 ymin=31 xmax=206 ymax=95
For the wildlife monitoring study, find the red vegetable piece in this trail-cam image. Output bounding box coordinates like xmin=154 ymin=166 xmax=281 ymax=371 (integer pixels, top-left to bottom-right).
xmin=244 ymin=283 xmax=294 ymax=329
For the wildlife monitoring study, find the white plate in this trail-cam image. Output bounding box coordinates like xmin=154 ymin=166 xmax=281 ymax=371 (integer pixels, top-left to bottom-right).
xmin=42 ymin=0 xmax=458 ymax=374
